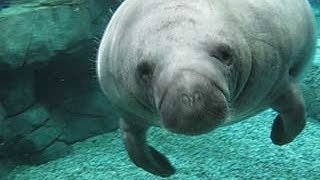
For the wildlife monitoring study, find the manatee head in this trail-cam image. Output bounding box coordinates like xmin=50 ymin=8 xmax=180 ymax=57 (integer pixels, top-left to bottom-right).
xmin=135 ymin=46 xmax=232 ymax=135
xmin=157 ymin=49 xmax=231 ymax=135
xmin=127 ymin=1 xmax=246 ymax=135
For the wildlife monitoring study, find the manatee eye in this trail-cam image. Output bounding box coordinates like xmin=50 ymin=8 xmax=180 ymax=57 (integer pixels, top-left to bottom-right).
xmin=136 ymin=61 xmax=155 ymax=86
xmin=209 ymin=44 xmax=233 ymax=66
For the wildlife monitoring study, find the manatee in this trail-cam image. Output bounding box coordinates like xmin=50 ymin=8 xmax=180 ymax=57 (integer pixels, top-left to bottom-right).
xmin=97 ymin=0 xmax=317 ymax=177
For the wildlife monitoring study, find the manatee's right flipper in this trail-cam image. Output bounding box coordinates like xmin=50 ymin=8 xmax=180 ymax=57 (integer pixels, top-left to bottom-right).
xmin=270 ymin=80 xmax=306 ymax=145
xmin=120 ymin=115 xmax=175 ymax=177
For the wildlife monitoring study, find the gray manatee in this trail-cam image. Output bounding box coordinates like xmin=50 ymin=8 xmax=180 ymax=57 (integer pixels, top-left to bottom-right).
xmin=97 ymin=0 xmax=317 ymax=177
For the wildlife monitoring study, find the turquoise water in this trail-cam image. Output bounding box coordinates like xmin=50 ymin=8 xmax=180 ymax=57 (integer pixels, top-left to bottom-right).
xmin=5 ymin=111 xmax=320 ymax=179
xmin=0 ymin=0 xmax=320 ymax=179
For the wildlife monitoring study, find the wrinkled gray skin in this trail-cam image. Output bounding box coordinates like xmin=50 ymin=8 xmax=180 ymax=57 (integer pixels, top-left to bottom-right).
xmin=97 ymin=0 xmax=317 ymax=177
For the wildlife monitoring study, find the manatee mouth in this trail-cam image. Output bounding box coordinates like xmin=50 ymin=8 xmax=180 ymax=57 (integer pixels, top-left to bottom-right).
xmin=156 ymin=70 xmax=228 ymax=135
xmin=157 ymin=69 xmax=227 ymax=111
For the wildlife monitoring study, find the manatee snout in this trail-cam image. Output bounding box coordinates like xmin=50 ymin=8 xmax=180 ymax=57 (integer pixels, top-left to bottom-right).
xmin=156 ymin=70 xmax=228 ymax=135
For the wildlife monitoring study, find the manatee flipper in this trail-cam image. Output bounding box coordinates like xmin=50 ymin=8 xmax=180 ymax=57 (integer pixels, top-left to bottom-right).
xmin=120 ymin=116 xmax=175 ymax=177
xmin=270 ymin=80 xmax=306 ymax=145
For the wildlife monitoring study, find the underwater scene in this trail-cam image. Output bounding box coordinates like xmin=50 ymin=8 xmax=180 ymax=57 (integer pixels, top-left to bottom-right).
xmin=0 ymin=0 xmax=320 ymax=179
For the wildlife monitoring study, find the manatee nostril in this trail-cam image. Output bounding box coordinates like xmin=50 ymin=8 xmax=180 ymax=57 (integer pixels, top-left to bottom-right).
xmin=181 ymin=94 xmax=190 ymax=105
xmin=193 ymin=92 xmax=203 ymax=102
xmin=180 ymin=92 xmax=203 ymax=107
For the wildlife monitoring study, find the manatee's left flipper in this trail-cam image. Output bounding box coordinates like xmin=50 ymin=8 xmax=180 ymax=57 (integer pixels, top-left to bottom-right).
xmin=270 ymin=80 xmax=306 ymax=145
xmin=120 ymin=116 xmax=175 ymax=177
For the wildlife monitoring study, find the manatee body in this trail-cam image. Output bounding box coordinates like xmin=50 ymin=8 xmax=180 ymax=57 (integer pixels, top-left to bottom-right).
xmin=97 ymin=0 xmax=317 ymax=177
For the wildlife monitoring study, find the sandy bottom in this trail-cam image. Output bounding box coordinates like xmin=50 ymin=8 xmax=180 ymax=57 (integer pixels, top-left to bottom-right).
xmin=4 ymin=110 xmax=320 ymax=180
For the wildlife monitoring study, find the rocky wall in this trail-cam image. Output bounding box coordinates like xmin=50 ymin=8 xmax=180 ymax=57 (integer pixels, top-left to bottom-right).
xmin=0 ymin=0 xmax=123 ymax=165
